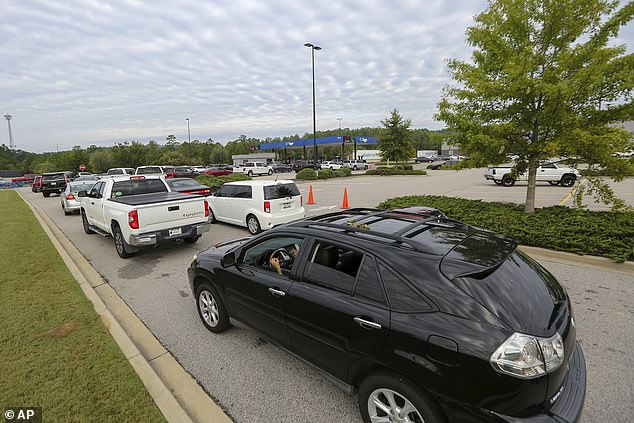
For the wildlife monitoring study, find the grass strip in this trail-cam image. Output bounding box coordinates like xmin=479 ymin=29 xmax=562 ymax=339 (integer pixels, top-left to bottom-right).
xmin=378 ymin=195 xmax=634 ymax=262
xmin=0 ymin=190 xmax=165 ymax=422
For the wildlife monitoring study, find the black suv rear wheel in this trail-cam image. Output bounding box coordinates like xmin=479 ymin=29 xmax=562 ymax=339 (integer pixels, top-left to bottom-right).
xmin=358 ymin=371 xmax=446 ymax=423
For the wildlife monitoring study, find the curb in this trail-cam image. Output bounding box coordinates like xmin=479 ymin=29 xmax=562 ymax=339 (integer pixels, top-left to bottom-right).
xmin=17 ymin=190 xmax=232 ymax=423
xmin=518 ymin=245 xmax=634 ymax=274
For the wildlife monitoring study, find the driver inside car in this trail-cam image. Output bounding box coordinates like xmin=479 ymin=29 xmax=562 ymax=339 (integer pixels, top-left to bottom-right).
xmin=269 ymin=244 xmax=299 ymax=275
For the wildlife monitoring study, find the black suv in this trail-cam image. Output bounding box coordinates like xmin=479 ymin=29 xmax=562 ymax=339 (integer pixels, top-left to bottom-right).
xmin=188 ymin=208 xmax=585 ymax=423
xmin=41 ymin=171 xmax=77 ymax=197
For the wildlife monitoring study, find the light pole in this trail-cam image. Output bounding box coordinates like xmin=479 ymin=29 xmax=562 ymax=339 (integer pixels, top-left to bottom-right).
xmin=304 ymin=42 xmax=321 ymax=169
xmin=4 ymin=113 xmax=14 ymax=150
xmin=337 ymin=117 xmax=343 ymax=160
xmin=186 ymin=118 xmax=191 ymax=143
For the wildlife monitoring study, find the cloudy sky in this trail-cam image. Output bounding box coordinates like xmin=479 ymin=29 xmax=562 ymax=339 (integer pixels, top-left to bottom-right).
xmin=2 ymin=0 xmax=632 ymax=152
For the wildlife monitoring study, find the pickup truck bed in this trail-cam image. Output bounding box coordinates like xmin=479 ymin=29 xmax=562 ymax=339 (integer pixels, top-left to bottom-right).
xmin=110 ymin=192 xmax=200 ymax=206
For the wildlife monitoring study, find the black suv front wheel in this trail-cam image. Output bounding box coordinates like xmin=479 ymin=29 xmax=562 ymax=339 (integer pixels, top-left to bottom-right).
xmin=195 ymin=282 xmax=230 ymax=333
xmin=358 ymin=371 xmax=446 ymax=423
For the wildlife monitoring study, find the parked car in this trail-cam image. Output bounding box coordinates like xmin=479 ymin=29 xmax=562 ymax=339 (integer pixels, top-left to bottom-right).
xmin=11 ymin=173 xmax=39 ymax=183
xmin=291 ymin=160 xmax=315 ymax=172
xmin=320 ymin=161 xmax=343 ymax=170
xmin=78 ymin=176 xmax=211 ymax=258
xmin=270 ymin=162 xmax=293 ymax=173
xmin=232 ymin=162 xmax=273 ymax=177
xmin=429 ymin=160 xmax=460 ymax=170
xmin=188 ymin=207 xmax=586 ymax=423
xmin=31 ymin=175 xmax=43 ymax=192
xmin=107 ymin=168 xmax=136 ymax=176
xmin=41 ymin=171 xmax=77 ymax=197
xmin=172 ymin=166 xmax=200 ymax=178
xmin=208 ymin=180 xmax=305 ymax=234
xmin=202 ymin=166 xmax=233 ymax=177
xmin=342 ymin=160 xmax=368 ymax=170
xmin=74 ymin=175 xmax=100 ymax=182
xmin=61 ymin=180 xmax=99 ymax=215
xmin=135 ymin=165 xmax=167 ymax=176
xmin=165 ymin=178 xmax=212 ymax=196
xmin=414 ymin=156 xmax=434 ymax=163
xmin=484 ymin=161 xmax=580 ymax=187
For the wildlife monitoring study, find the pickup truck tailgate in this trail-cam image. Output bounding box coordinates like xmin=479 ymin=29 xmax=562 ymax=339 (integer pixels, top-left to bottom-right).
xmin=110 ymin=192 xmax=207 ymax=232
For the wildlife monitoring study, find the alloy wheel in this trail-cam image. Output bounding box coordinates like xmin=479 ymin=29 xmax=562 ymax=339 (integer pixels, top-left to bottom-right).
xmin=199 ymin=291 xmax=219 ymax=327
xmin=367 ymin=388 xmax=424 ymax=423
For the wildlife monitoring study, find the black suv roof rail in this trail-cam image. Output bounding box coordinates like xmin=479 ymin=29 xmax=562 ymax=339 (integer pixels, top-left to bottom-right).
xmin=289 ymin=208 xmax=480 ymax=255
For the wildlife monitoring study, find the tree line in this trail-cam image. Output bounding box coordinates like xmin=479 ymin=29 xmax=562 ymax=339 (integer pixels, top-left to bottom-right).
xmin=0 ymin=127 xmax=446 ymax=174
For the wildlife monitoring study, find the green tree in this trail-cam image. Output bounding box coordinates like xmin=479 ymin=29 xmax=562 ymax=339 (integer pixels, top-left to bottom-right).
xmin=89 ymin=150 xmax=113 ymax=173
xmin=437 ymin=0 xmax=634 ymax=212
xmin=379 ymin=109 xmax=415 ymax=162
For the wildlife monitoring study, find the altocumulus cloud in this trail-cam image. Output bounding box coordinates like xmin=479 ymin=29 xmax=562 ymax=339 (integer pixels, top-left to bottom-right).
xmin=1 ymin=0 xmax=631 ymax=152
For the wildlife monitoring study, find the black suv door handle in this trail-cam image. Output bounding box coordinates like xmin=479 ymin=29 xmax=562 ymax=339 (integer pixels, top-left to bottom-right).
xmin=268 ymin=287 xmax=285 ymax=297
xmin=354 ymin=317 xmax=382 ymax=330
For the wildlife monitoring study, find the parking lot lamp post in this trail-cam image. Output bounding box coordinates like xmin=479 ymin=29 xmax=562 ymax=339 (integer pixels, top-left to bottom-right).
xmin=186 ymin=118 xmax=191 ymax=143
xmin=304 ymin=42 xmax=321 ymax=169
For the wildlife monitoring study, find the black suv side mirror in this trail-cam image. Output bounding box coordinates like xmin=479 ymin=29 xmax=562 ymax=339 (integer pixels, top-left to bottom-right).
xmin=221 ymin=252 xmax=236 ymax=268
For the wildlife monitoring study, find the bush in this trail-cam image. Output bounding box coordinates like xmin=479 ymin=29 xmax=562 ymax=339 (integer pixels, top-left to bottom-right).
xmin=295 ymin=168 xmax=318 ymax=180
xmin=377 ymin=195 xmax=634 ymax=262
xmin=335 ymin=167 xmax=352 ymax=177
xmin=196 ymin=173 xmax=251 ymax=191
xmin=366 ymin=169 xmax=427 ymax=176
xmin=318 ymin=169 xmax=335 ymax=179
xmin=374 ymin=163 xmax=414 ymax=170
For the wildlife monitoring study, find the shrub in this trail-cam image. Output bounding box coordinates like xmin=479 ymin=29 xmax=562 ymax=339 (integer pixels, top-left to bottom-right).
xmin=377 ymin=195 xmax=634 ymax=262
xmin=318 ymin=169 xmax=335 ymax=179
xmin=366 ymin=169 xmax=427 ymax=176
xmin=196 ymin=173 xmax=250 ymax=191
xmin=295 ymin=168 xmax=318 ymax=180
xmin=335 ymin=168 xmax=352 ymax=177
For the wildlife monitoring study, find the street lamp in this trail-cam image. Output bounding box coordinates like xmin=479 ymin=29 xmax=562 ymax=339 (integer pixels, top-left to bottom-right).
xmin=186 ymin=118 xmax=191 ymax=143
xmin=304 ymin=42 xmax=322 ymax=169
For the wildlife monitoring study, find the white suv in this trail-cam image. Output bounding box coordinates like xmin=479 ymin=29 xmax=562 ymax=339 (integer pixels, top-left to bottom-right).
xmin=233 ymin=162 xmax=273 ymax=177
xmin=320 ymin=161 xmax=342 ymax=170
xmin=342 ymin=160 xmax=368 ymax=170
xmin=208 ymin=180 xmax=305 ymax=234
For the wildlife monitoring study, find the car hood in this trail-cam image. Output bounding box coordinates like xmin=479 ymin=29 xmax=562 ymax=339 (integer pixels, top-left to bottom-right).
xmin=201 ymin=237 xmax=250 ymax=258
xmin=450 ymin=251 xmax=568 ymax=336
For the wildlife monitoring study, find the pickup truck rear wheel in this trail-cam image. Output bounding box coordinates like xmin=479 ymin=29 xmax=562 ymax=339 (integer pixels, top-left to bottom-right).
xmin=81 ymin=210 xmax=94 ymax=234
xmin=113 ymin=224 xmax=132 ymax=258
xmin=502 ymin=175 xmax=516 ymax=186
xmin=560 ymin=175 xmax=576 ymax=187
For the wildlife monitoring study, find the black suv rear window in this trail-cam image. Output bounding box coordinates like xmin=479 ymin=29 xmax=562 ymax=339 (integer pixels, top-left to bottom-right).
xmin=111 ymin=179 xmax=167 ymax=197
xmin=42 ymin=173 xmax=66 ymax=182
xmin=264 ymin=183 xmax=300 ymax=200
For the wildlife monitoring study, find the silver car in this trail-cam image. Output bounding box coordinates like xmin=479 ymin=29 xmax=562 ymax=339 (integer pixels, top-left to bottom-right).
xmin=61 ymin=180 xmax=98 ymax=215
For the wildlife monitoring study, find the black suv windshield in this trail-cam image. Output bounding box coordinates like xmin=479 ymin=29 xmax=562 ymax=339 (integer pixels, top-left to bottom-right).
xmin=264 ymin=183 xmax=300 ymax=200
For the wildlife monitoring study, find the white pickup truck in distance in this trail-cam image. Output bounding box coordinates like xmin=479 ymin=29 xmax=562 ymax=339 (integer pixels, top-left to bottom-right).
xmin=78 ymin=176 xmax=211 ymax=258
xmin=484 ymin=161 xmax=580 ymax=187
xmin=233 ymin=162 xmax=273 ymax=177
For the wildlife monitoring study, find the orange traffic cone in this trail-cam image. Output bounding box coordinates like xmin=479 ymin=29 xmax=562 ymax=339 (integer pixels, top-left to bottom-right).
xmin=306 ymin=184 xmax=316 ymax=205
xmin=341 ymin=188 xmax=349 ymax=209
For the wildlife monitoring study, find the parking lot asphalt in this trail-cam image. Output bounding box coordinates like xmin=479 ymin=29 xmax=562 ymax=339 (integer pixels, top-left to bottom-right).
xmin=19 ymin=172 xmax=634 ymax=422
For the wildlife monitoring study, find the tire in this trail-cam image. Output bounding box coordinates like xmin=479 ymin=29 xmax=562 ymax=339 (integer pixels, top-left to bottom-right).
xmin=81 ymin=210 xmax=94 ymax=234
xmin=364 ymin=165 xmax=368 ymax=170
xmin=246 ymin=214 xmax=261 ymax=235
xmin=353 ymin=166 xmax=358 ymax=170
xmin=268 ymin=169 xmax=273 ymax=175
xmin=112 ymin=223 xmax=133 ymax=258
xmin=501 ymin=175 xmax=515 ymax=186
xmin=560 ymin=175 xmax=575 ymax=187
xmin=195 ymin=282 xmax=230 ymax=333
xmin=184 ymin=236 xmax=199 ymax=244
xmin=358 ymin=371 xmax=447 ymax=423
xmin=43 ymin=192 xmax=50 ymax=198
xmin=208 ymin=207 xmax=217 ymax=223
xmin=62 ymin=203 xmax=71 ymax=216
xmin=248 ymin=170 xmax=253 ymax=177
xmin=548 ymin=181 xmax=559 ymax=186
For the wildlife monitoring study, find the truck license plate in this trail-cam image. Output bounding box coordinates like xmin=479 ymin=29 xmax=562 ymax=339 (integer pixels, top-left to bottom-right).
xmin=282 ymin=202 xmax=292 ymax=209
xmin=169 ymin=228 xmax=182 ymax=237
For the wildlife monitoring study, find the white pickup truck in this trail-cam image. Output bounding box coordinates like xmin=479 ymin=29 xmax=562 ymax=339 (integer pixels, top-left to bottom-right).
xmin=233 ymin=162 xmax=273 ymax=177
xmin=484 ymin=161 xmax=580 ymax=187
xmin=78 ymin=176 xmax=211 ymax=258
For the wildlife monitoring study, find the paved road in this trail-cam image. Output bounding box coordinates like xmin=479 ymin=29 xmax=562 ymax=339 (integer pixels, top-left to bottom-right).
xmin=19 ymin=173 xmax=634 ymax=422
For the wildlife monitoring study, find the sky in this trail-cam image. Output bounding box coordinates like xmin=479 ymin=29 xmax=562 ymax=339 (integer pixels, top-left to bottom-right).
xmin=1 ymin=0 xmax=633 ymax=153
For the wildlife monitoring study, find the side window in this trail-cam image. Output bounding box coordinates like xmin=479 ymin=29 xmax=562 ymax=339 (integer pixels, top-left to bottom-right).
xmin=90 ymin=182 xmax=102 ymax=198
xmin=540 ymin=162 xmax=556 ymax=169
xmin=304 ymin=242 xmax=363 ymax=294
xmin=217 ymin=185 xmax=235 ymax=198
xmin=98 ymin=182 xmax=107 ymax=198
xmin=378 ymin=263 xmax=432 ymax=312
xmin=353 ymin=256 xmax=386 ymax=305
xmin=242 ymin=236 xmax=304 ymax=276
xmin=232 ymin=185 xmax=252 ymax=198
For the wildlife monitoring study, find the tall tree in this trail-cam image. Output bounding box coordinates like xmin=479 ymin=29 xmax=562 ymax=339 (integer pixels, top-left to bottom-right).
xmin=437 ymin=0 xmax=634 ymax=212
xmin=379 ymin=109 xmax=415 ymax=162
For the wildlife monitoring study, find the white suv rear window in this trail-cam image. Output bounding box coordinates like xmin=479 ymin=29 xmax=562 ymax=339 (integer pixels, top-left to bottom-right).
xmin=263 ymin=183 xmax=300 ymax=200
